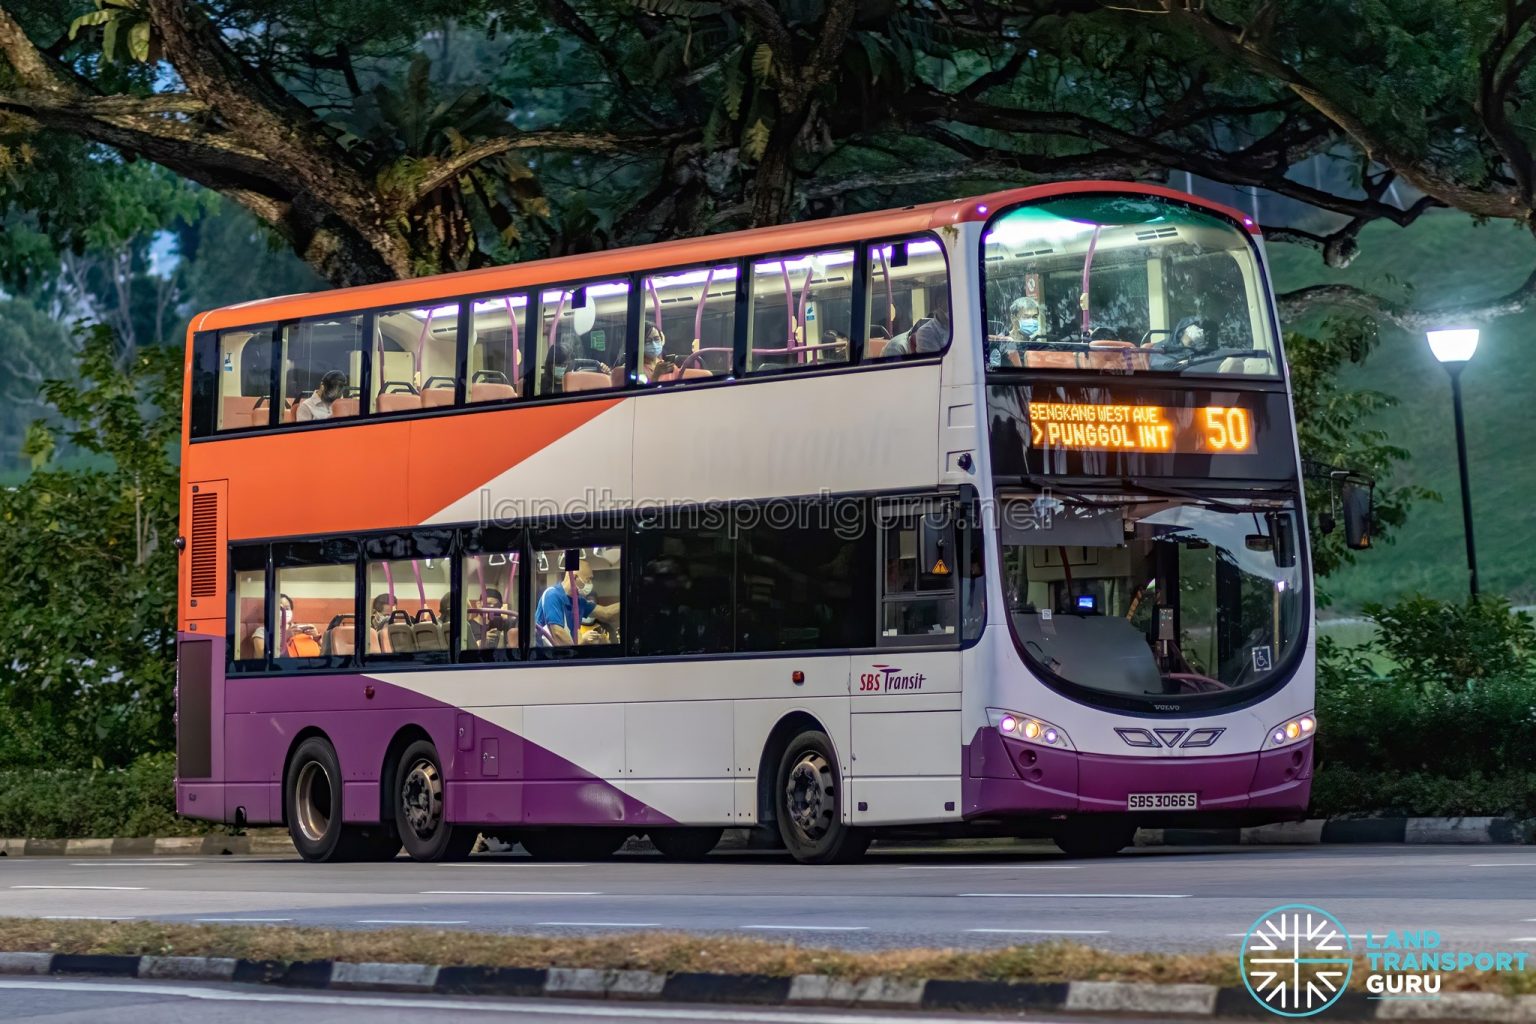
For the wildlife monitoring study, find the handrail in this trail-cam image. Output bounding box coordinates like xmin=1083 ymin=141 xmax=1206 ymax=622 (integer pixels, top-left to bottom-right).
xmin=692 ymin=267 xmax=716 ymax=352
xmin=503 ymin=297 xmax=521 ymax=382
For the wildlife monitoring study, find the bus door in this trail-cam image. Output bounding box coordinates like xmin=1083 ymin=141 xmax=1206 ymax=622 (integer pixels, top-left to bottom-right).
xmin=849 ymin=497 xmax=966 ymax=824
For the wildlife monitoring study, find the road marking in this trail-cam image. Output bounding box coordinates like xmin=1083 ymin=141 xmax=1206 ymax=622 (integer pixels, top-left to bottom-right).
xmin=898 ymin=864 xmax=1080 ymax=871
xmin=194 ymin=917 xmax=293 ymax=923
xmin=1472 ymin=863 xmax=1536 ymax=867
xmin=420 ymin=890 xmax=600 ymax=896
xmin=1511 ymin=936 xmax=1536 ymax=942
xmin=436 ymin=862 xmax=592 ymax=868
xmin=0 ymin=979 xmax=970 ymax=1023
xmin=967 ymin=928 xmax=1108 ymax=935
xmin=959 ymin=892 xmax=1190 ymax=899
xmin=11 ymin=885 xmax=145 ymax=891
xmin=69 ymin=862 xmax=189 ymax=867
xmin=534 ymin=921 xmax=662 ymax=928
xmin=357 ymin=919 xmax=470 ymax=925
xmin=741 ymin=925 xmax=870 ymax=932
xmin=43 ymin=916 xmax=137 ymax=921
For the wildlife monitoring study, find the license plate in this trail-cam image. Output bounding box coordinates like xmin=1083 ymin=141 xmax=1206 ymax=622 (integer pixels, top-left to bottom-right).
xmin=1128 ymin=792 xmax=1198 ymax=811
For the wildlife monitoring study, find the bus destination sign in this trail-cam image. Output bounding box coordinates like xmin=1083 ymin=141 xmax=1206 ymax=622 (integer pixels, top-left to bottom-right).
xmin=1026 ymin=401 xmax=1256 ymax=455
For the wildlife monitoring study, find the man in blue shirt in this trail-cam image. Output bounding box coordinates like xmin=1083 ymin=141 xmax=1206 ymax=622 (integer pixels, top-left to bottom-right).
xmin=534 ymin=558 xmax=620 ymax=645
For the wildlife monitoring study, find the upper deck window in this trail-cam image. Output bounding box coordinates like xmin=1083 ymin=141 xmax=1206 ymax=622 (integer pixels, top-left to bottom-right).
xmin=372 ymin=304 xmax=458 ymax=415
xmin=983 ymin=196 xmax=1278 ymax=378
xmin=866 ymin=238 xmax=950 ymax=361
xmin=282 ymin=315 xmax=366 ymax=421
xmin=639 ymin=264 xmax=737 ymax=384
xmin=747 ymin=248 xmax=854 ymax=373
xmin=192 ymin=327 xmax=275 ymax=434
xmin=535 ymin=280 xmax=630 ymax=396
xmin=468 ymin=294 xmax=528 ymax=403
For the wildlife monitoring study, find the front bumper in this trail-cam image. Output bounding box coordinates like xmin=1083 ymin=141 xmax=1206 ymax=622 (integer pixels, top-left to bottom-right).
xmin=962 ymin=726 xmax=1312 ymax=819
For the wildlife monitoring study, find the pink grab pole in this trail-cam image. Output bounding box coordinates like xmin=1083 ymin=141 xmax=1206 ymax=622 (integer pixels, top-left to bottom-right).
xmin=693 ymin=267 xmax=716 ymax=351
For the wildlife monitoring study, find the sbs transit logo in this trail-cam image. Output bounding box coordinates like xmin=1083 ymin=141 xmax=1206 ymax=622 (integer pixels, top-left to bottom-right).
xmin=1241 ymin=903 xmax=1353 ymax=1017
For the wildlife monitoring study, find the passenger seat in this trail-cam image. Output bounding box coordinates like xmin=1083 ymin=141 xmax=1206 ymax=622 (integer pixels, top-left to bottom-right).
xmin=413 ymin=611 xmax=446 ymax=652
xmin=470 ymin=382 xmax=517 ymax=403
xmin=562 ymin=370 xmax=611 ymax=393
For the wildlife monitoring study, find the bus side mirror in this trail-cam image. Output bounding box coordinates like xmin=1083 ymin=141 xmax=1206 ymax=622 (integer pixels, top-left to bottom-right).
xmin=1341 ymin=480 xmax=1373 ymax=550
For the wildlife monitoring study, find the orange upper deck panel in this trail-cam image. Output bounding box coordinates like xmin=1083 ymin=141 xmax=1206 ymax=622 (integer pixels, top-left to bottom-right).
xmin=188 ymin=182 xmax=1259 ymax=334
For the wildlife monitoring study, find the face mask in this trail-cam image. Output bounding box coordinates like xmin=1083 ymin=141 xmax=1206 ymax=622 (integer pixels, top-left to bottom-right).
xmin=1017 ymin=317 xmax=1039 ymax=335
xmin=578 ymin=578 xmax=594 ymax=597
xmin=553 ymin=366 xmax=566 ymax=382
xmin=645 ymin=339 xmax=664 ymax=359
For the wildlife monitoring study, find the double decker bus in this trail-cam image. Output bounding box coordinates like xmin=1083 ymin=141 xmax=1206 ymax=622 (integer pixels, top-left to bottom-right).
xmin=176 ymin=181 xmax=1315 ymax=863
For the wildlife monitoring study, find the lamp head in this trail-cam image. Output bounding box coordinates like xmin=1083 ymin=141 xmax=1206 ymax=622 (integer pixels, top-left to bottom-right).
xmin=1426 ymin=327 xmax=1479 ymax=366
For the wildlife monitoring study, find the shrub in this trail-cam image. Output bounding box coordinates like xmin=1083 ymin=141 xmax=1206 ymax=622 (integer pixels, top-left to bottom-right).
xmin=1363 ymin=594 xmax=1536 ymax=689
xmin=0 ymin=753 xmax=217 ymax=839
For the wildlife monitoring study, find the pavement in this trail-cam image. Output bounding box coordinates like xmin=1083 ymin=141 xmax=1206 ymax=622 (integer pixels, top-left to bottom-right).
xmin=0 ymin=976 xmax=1195 ymax=1023
xmin=3 ymin=844 xmax=1536 ymax=952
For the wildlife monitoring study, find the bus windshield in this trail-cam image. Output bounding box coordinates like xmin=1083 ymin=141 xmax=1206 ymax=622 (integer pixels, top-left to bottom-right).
xmin=983 ymin=195 xmax=1279 ymax=378
xmin=999 ymin=492 xmax=1304 ymax=709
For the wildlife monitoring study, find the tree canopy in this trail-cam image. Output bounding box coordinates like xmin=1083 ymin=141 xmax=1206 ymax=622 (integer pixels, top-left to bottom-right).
xmin=0 ymin=0 xmax=1532 ymax=326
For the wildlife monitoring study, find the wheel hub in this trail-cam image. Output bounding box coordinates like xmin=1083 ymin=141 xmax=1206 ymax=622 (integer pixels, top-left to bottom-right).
xmin=294 ymin=761 xmax=332 ymax=843
xmin=785 ymin=751 xmax=833 ymax=841
xmin=401 ymin=758 xmax=443 ymax=840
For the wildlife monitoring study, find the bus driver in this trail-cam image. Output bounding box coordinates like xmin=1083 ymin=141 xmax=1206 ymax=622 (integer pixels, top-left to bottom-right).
xmin=534 ymin=557 xmax=620 ymax=645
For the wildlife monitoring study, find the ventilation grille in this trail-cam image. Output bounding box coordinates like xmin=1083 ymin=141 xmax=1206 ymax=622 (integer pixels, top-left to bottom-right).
xmin=1136 ymin=227 xmax=1178 ymax=241
xmin=189 ymin=492 xmax=219 ymax=597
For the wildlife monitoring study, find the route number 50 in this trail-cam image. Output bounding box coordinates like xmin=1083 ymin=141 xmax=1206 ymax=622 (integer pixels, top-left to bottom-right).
xmin=1203 ymin=407 xmax=1252 ymax=451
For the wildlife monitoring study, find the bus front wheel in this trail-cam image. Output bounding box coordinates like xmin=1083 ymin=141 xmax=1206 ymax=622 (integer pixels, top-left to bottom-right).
xmin=1052 ymin=820 xmax=1136 ymax=858
xmin=393 ymin=739 xmax=476 ymax=862
xmin=775 ymin=730 xmax=868 ymax=864
xmin=286 ymin=737 xmax=400 ymax=863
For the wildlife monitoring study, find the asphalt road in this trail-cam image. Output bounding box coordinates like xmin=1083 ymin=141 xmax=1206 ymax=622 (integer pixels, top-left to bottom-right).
xmin=0 ymin=977 xmax=1196 ymax=1024
xmin=3 ymin=845 xmax=1535 ymax=953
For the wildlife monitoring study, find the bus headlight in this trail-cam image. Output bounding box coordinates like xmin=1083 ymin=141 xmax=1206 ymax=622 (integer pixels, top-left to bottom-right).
xmin=988 ymin=708 xmax=1074 ymax=750
xmin=1266 ymin=712 xmax=1316 ymax=748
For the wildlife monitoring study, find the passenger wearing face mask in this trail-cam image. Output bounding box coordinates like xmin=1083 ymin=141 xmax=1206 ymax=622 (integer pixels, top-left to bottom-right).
xmin=640 ymin=324 xmax=677 ymax=383
xmin=534 ymin=560 xmax=620 ymax=646
xmin=989 ymin=296 xmax=1044 ymax=368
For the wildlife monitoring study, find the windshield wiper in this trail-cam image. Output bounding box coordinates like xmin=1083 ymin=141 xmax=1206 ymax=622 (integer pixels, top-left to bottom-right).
xmin=1118 ymin=478 xmax=1260 ymax=515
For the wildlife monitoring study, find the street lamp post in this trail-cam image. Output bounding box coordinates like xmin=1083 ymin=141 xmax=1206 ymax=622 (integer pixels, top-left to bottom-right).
xmin=1425 ymin=328 xmax=1481 ymax=598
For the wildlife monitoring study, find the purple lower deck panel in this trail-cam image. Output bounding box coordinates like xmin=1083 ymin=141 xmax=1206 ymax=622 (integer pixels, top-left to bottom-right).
xmin=175 ymin=645 xmax=674 ymax=828
xmin=962 ymin=726 xmax=1312 ymax=818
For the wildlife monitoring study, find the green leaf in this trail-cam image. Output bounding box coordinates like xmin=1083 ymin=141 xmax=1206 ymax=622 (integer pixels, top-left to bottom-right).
xmin=128 ymin=20 xmax=151 ymax=63
xmin=751 ymin=43 xmax=773 ymax=83
xmin=741 ymin=117 xmax=771 ymax=162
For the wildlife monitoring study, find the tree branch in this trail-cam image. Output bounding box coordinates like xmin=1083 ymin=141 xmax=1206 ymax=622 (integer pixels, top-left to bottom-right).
xmin=406 ymin=130 xmax=680 ymax=208
xmin=1277 ymin=264 xmax=1536 ymax=330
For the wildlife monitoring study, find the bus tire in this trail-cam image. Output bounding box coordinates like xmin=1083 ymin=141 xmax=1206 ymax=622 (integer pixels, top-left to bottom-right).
xmin=1052 ymin=820 xmax=1136 ymax=858
xmin=288 ymin=736 xmax=395 ymax=863
xmin=518 ymin=828 xmax=625 ymax=861
xmin=775 ymin=730 xmax=869 ymax=864
xmin=393 ymin=739 xmax=475 ymax=862
xmin=649 ymin=827 xmax=723 ymax=861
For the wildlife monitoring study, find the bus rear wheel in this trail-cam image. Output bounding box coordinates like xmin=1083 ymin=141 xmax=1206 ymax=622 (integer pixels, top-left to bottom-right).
xmin=775 ymin=730 xmax=868 ymax=864
xmin=287 ymin=737 xmax=401 ymax=862
xmin=1052 ymin=820 xmax=1136 ymax=858
xmin=519 ymin=828 xmax=626 ymax=861
xmin=649 ymin=827 xmax=723 ymax=861
xmin=393 ymin=740 xmax=476 ymax=862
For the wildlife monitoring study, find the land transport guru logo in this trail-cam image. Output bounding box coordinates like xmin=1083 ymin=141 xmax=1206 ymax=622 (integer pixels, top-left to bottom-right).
xmin=1240 ymin=903 xmax=1531 ymax=1017
xmin=1241 ymin=903 xmax=1353 ymax=1017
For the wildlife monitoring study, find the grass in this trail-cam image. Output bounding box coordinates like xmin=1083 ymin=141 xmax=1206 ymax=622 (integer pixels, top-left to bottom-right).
xmin=1268 ymin=210 xmax=1536 ymax=612
xmin=1 ymin=919 xmax=1532 ymax=995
